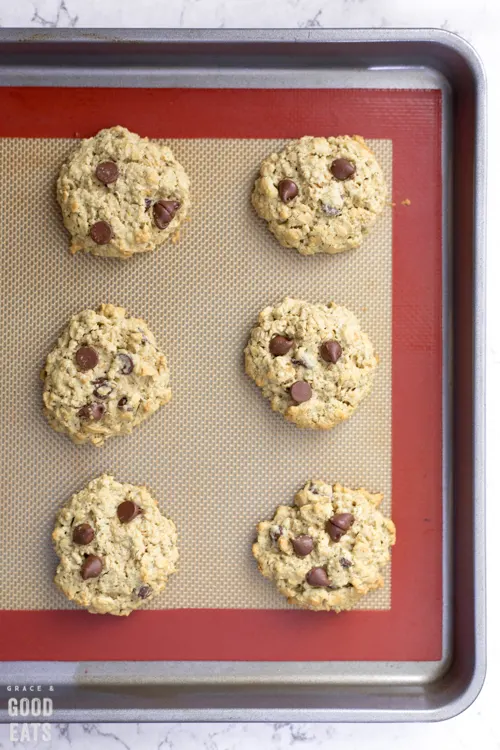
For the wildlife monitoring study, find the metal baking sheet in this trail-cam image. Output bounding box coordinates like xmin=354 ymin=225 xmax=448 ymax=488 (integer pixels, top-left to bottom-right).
xmin=0 ymin=28 xmax=486 ymax=722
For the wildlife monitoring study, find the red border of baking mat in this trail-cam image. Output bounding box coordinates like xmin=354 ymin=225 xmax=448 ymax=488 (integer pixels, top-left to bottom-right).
xmin=0 ymin=89 xmax=442 ymax=661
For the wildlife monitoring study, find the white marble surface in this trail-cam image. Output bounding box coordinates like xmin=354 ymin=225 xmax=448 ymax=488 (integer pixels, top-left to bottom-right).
xmin=0 ymin=0 xmax=497 ymax=747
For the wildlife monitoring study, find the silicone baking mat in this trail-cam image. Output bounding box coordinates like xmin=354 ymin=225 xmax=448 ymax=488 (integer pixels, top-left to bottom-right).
xmin=0 ymin=88 xmax=442 ymax=661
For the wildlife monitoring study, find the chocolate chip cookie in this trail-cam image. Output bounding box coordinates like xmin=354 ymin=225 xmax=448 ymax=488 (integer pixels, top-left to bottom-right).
xmin=53 ymin=474 xmax=179 ymax=615
xmin=253 ymin=480 xmax=395 ymax=612
xmin=244 ymin=297 xmax=378 ymax=429
xmin=252 ymin=135 xmax=387 ymax=255
xmin=41 ymin=304 xmax=171 ymax=446
xmin=57 ymin=126 xmax=190 ymax=258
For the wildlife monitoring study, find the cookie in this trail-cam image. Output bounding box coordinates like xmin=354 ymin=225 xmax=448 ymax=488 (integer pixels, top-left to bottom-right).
xmin=252 ymin=135 xmax=386 ymax=255
xmin=42 ymin=304 xmax=171 ymax=446
xmin=253 ymin=480 xmax=395 ymax=612
xmin=57 ymin=126 xmax=190 ymax=258
xmin=244 ymin=297 xmax=377 ymax=429
xmin=53 ymin=474 xmax=179 ymax=615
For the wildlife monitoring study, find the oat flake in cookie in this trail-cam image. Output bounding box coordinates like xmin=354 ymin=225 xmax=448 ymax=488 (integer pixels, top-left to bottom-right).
xmin=53 ymin=475 xmax=179 ymax=616
xmin=253 ymin=481 xmax=395 ymax=612
xmin=41 ymin=304 xmax=171 ymax=446
xmin=244 ymin=297 xmax=378 ymax=429
xmin=252 ymin=135 xmax=387 ymax=255
xmin=57 ymin=126 xmax=190 ymax=258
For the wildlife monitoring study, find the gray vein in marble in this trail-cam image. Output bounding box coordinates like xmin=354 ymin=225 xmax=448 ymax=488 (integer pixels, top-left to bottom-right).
xmin=298 ymin=9 xmax=323 ymax=28
xmin=32 ymin=0 xmax=78 ymax=28
xmin=271 ymin=724 xmax=316 ymax=744
xmin=82 ymin=723 xmax=131 ymax=750
xmin=203 ymin=725 xmax=236 ymax=750
xmin=55 ymin=723 xmax=71 ymax=742
xmin=157 ymin=736 xmax=175 ymax=750
xmin=439 ymin=18 xmax=464 ymax=36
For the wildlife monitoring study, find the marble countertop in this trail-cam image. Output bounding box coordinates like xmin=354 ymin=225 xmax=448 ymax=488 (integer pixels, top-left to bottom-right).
xmin=0 ymin=1 xmax=496 ymax=748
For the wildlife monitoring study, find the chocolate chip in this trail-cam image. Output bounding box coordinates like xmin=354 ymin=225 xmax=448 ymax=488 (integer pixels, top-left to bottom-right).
xmin=81 ymin=554 xmax=103 ymax=580
xmin=145 ymin=198 xmax=153 ymax=209
xmin=269 ymin=334 xmax=294 ymax=356
xmin=291 ymin=535 xmax=314 ymax=557
xmin=90 ymin=220 xmax=113 ymax=245
xmin=117 ymin=353 xmax=134 ymax=375
xmin=117 ymin=500 xmax=142 ymax=523
xmin=322 ymin=204 xmax=342 ymax=216
xmin=75 ymin=346 xmax=98 ymax=372
xmin=269 ymin=525 xmax=283 ymax=543
xmin=325 ymin=520 xmax=345 ymax=542
xmin=290 ymin=381 xmax=312 ymax=403
xmin=278 ymin=179 xmax=298 ymax=203
xmin=95 ymin=161 xmax=119 ymax=185
xmin=137 ymin=585 xmax=152 ymax=599
xmin=117 ymin=396 xmax=129 ymax=409
xmin=331 ymin=513 xmax=354 ymax=531
xmin=306 ymin=567 xmax=330 ymax=587
xmin=78 ymin=403 xmax=105 ymax=421
xmin=320 ymin=340 xmax=342 ymax=364
xmin=93 ymin=380 xmax=113 ymax=399
xmin=326 ymin=513 xmax=354 ymax=543
xmin=340 ymin=557 xmax=352 ymax=568
xmin=72 ymin=523 xmax=94 ymax=545
xmin=153 ymin=200 xmax=180 ymax=229
xmin=331 ymin=158 xmax=356 ymax=181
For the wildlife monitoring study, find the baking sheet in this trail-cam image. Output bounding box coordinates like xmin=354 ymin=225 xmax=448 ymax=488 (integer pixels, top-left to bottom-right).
xmin=0 ymin=29 xmax=479 ymax=720
xmin=0 ymin=136 xmax=392 ymax=611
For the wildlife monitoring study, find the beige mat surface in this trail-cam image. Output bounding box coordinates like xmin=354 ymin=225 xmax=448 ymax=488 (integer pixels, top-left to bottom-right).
xmin=0 ymin=137 xmax=392 ymax=610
